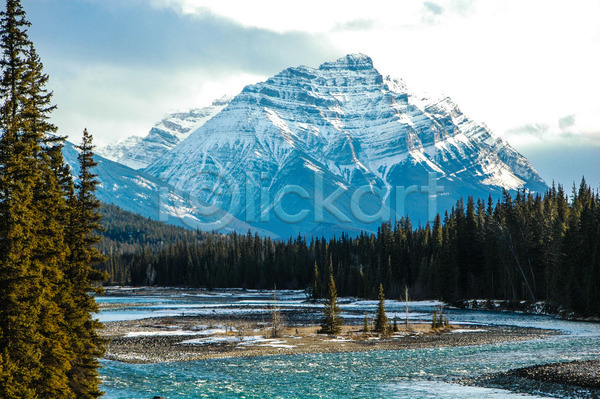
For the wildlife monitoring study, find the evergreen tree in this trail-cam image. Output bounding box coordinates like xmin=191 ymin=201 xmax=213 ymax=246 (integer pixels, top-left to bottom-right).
xmin=24 ymin=40 xmax=75 ymax=398
xmin=270 ymin=289 xmax=282 ymax=338
xmin=0 ymin=0 xmax=29 ymax=131
xmin=310 ymin=260 xmax=320 ymax=300
xmin=319 ymin=271 xmax=343 ymax=335
xmin=1 ymin=0 xmax=107 ymax=395
xmin=0 ymin=1 xmax=107 ymax=394
xmin=0 ymin=1 xmax=64 ymax=396
xmin=374 ymin=283 xmax=388 ymax=334
xmin=64 ymin=129 xmax=106 ymax=398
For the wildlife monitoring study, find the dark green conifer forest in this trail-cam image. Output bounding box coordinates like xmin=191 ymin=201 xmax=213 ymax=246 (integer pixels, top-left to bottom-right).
xmin=98 ymin=181 xmax=600 ymax=318
xmin=0 ymin=1 xmax=105 ymax=397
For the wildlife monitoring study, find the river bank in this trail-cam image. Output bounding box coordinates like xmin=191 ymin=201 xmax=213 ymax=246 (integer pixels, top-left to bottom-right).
xmin=462 ymin=360 xmax=600 ymax=398
xmin=452 ymin=299 xmax=600 ymax=322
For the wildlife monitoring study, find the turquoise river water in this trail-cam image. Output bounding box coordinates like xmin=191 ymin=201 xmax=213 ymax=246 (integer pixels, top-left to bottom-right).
xmin=97 ymin=289 xmax=600 ymax=398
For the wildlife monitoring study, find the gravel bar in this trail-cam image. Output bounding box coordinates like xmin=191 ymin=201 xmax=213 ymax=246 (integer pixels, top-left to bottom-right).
xmin=102 ymin=315 xmax=557 ymax=364
xmin=462 ymin=360 xmax=600 ymax=398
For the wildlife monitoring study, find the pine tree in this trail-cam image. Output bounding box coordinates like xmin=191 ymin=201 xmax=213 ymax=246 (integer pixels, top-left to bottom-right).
xmin=319 ymin=271 xmax=343 ymax=335
xmin=0 ymin=1 xmax=50 ymax=396
xmin=311 ymin=260 xmax=320 ymax=300
xmin=0 ymin=0 xmax=29 ymax=131
xmin=64 ymin=129 xmax=106 ymax=398
xmin=23 ymin=39 xmax=76 ymax=398
xmin=270 ymin=289 xmax=282 ymax=338
xmin=374 ymin=283 xmax=388 ymax=334
xmin=1 ymin=1 xmax=108 ymax=396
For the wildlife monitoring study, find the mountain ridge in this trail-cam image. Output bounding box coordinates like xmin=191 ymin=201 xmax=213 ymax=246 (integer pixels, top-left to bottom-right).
xmin=63 ymin=140 xmax=268 ymax=235
xmin=98 ymin=96 xmax=232 ymax=169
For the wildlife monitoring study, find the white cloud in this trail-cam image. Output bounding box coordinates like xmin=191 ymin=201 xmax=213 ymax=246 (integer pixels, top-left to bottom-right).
xmin=49 ymin=63 xmax=262 ymax=147
xmin=29 ymin=0 xmax=336 ymax=146
xmin=504 ymin=108 xmax=600 ymax=148
xmin=148 ymin=0 xmax=439 ymax=32
xmin=33 ymin=0 xmax=600 ymax=155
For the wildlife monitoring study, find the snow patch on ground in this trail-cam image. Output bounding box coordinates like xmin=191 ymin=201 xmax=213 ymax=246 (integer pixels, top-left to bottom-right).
xmin=125 ymin=330 xmax=202 ymax=338
xmin=179 ymin=335 xmax=264 ymax=345
xmin=179 ymin=335 xmax=297 ymax=348
xmin=451 ymin=329 xmax=487 ymax=333
xmin=256 ymin=339 xmax=297 ymax=349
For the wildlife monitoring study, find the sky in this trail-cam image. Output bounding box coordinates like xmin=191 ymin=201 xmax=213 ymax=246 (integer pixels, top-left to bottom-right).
xmin=24 ymin=0 xmax=600 ymax=189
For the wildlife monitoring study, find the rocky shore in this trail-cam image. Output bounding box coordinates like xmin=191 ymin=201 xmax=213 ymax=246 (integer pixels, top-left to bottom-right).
xmin=101 ymin=315 xmax=556 ymax=364
xmin=462 ymin=360 xmax=600 ymax=398
xmin=452 ymin=299 xmax=600 ymax=322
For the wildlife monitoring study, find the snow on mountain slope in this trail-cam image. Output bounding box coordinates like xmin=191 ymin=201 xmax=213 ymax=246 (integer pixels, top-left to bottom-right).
xmin=98 ymin=96 xmax=231 ymax=169
xmin=144 ymin=54 xmax=546 ymax=237
xmin=63 ymin=140 xmax=267 ymax=235
xmin=96 ymin=135 xmax=142 ymax=163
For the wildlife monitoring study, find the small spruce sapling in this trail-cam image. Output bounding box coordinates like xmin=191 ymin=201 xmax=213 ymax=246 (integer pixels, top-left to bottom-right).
xmin=374 ymin=284 xmax=388 ymax=336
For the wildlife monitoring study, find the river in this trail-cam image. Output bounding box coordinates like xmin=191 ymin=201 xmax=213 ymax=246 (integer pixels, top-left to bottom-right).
xmin=97 ymin=288 xmax=600 ymax=398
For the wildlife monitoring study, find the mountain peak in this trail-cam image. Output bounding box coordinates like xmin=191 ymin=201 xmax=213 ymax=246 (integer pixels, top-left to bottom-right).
xmin=319 ymin=53 xmax=374 ymax=71
xmin=140 ymin=54 xmax=546 ymax=237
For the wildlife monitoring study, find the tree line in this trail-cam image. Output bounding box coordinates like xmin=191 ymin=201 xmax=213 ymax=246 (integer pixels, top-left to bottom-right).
xmin=97 ymin=203 xmax=208 ymax=283
xmin=97 ymin=179 xmax=600 ymax=317
xmin=0 ymin=1 xmax=105 ymax=397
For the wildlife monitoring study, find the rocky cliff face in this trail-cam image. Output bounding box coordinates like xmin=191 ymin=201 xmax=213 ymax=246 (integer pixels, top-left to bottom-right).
xmin=142 ymin=54 xmax=545 ymax=237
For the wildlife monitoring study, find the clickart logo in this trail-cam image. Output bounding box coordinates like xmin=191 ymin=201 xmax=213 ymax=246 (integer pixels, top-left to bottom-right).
xmin=158 ymin=170 xmax=445 ymax=231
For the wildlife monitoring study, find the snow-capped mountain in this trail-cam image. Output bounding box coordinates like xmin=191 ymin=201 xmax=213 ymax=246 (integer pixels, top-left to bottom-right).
xmin=63 ymin=140 xmax=264 ymax=235
xmin=143 ymin=54 xmax=545 ymax=237
xmin=98 ymin=96 xmax=231 ymax=169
